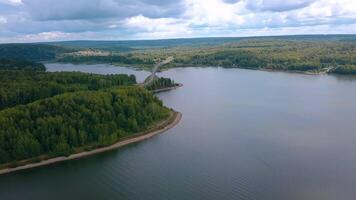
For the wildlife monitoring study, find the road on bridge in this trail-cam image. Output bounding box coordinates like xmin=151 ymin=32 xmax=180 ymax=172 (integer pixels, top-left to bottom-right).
xmin=143 ymin=56 xmax=174 ymax=86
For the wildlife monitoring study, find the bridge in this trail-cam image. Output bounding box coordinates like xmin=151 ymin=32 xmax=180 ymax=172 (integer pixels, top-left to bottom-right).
xmin=142 ymin=56 xmax=174 ymax=86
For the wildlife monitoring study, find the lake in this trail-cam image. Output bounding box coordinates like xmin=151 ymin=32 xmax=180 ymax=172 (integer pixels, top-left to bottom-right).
xmin=1 ymin=63 xmax=356 ymax=200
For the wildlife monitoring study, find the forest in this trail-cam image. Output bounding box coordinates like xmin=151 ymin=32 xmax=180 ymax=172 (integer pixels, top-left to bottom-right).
xmin=145 ymin=77 xmax=177 ymax=91
xmin=109 ymin=39 xmax=356 ymax=74
xmin=0 ymin=87 xmax=170 ymax=165
xmin=329 ymin=65 xmax=356 ymax=75
xmin=0 ymin=70 xmax=136 ymax=110
xmin=0 ymin=59 xmax=171 ymax=166
xmin=171 ymin=40 xmax=356 ymax=74
xmin=55 ymin=37 xmax=356 ymax=74
xmin=0 ymin=59 xmax=46 ymax=71
xmin=57 ymin=54 xmax=154 ymax=66
xmin=1 ymin=35 xmax=356 ymax=74
xmin=0 ymin=44 xmax=76 ymax=61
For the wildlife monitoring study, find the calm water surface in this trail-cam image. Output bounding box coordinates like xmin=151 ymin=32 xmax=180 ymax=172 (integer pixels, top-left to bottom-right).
xmin=45 ymin=63 xmax=151 ymax=82
xmin=1 ymin=64 xmax=356 ymax=200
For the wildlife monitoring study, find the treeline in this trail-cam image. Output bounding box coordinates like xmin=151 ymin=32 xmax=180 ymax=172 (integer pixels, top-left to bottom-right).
xmin=170 ymin=40 xmax=356 ymax=73
xmin=57 ymin=55 xmax=154 ymax=66
xmin=53 ymin=39 xmax=356 ymax=74
xmin=3 ymin=38 xmax=356 ymax=74
xmin=57 ymin=39 xmax=355 ymax=74
xmin=0 ymin=44 xmax=75 ymax=61
xmin=0 ymin=58 xmax=174 ymax=166
xmin=0 ymin=87 xmax=170 ymax=164
xmin=183 ymin=49 xmax=324 ymax=71
xmin=0 ymin=58 xmax=46 ymax=71
xmin=145 ymin=77 xmax=177 ymax=91
xmin=330 ymin=65 xmax=356 ymax=74
xmin=0 ymin=71 xmax=136 ymax=110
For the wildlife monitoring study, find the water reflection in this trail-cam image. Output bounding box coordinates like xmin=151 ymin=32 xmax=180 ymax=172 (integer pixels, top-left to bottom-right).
xmin=1 ymin=65 xmax=356 ymax=200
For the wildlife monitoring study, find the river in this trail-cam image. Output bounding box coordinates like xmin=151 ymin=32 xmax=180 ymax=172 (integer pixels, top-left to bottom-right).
xmin=1 ymin=63 xmax=356 ymax=200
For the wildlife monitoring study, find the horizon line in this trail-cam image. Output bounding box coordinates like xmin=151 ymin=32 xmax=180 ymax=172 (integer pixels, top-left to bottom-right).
xmin=1 ymin=33 xmax=356 ymax=45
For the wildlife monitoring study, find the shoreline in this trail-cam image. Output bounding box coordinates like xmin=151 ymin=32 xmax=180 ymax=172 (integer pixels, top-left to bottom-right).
xmin=45 ymin=62 xmax=356 ymax=76
xmin=0 ymin=111 xmax=182 ymax=175
xmin=150 ymin=83 xmax=183 ymax=93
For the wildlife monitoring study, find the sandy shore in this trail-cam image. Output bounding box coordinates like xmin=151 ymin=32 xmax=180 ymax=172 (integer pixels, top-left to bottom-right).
xmin=151 ymin=83 xmax=183 ymax=93
xmin=0 ymin=112 xmax=182 ymax=175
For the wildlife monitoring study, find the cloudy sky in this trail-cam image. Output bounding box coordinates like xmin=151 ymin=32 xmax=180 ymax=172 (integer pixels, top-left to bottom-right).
xmin=0 ymin=0 xmax=355 ymax=42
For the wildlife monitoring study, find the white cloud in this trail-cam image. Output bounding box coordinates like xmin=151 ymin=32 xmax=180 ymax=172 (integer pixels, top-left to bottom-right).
xmin=10 ymin=0 xmax=22 ymax=4
xmin=291 ymin=0 xmax=356 ymax=20
xmin=0 ymin=16 xmax=7 ymax=24
xmin=21 ymin=0 xmax=184 ymax=21
xmin=246 ymin=0 xmax=315 ymax=12
xmin=124 ymin=15 xmax=192 ymax=39
xmin=19 ymin=31 xmax=72 ymax=42
xmin=236 ymin=23 xmax=356 ymax=36
xmin=1 ymin=0 xmax=356 ymax=42
xmin=184 ymin=0 xmax=246 ymax=26
xmin=108 ymin=24 xmax=118 ymax=29
xmin=0 ymin=0 xmax=22 ymax=5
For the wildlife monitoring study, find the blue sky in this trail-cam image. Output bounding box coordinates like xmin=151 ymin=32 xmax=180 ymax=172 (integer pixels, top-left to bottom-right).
xmin=0 ymin=0 xmax=355 ymax=42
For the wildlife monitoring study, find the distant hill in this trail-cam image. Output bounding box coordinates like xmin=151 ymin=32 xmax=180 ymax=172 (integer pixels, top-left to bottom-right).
xmin=1 ymin=35 xmax=355 ymax=74
xmin=48 ymin=37 xmax=244 ymax=50
xmin=47 ymin=34 xmax=356 ymax=51
xmin=1 ymin=35 xmax=355 ymax=60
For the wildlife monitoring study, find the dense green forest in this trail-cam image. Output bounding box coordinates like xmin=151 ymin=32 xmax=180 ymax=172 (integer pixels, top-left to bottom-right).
xmin=329 ymin=65 xmax=356 ymax=75
xmin=0 ymin=44 xmax=76 ymax=61
xmin=145 ymin=77 xmax=177 ymax=91
xmin=53 ymin=37 xmax=356 ymax=74
xmin=113 ymin=39 xmax=355 ymax=74
xmin=1 ymin=35 xmax=356 ymax=74
xmin=0 ymin=87 xmax=170 ymax=164
xmin=0 ymin=71 xmax=136 ymax=110
xmin=0 ymin=59 xmax=46 ymax=71
xmin=57 ymin=54 xmax=154 ymax=66
xmin=170 ymin=40 xmax=356 ymax=73
xmin=48 ymin=34 xmax=356 ymax=50
xmin=0 ymin=59 xmax=173 ymax=166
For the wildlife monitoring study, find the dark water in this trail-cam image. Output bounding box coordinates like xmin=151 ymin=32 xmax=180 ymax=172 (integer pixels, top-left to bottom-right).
xmin=1 ymin=65 xmax=356 ymax=200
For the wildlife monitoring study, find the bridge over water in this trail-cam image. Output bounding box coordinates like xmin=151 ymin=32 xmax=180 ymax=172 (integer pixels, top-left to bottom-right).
xmin=141 ymin=56 xmax=174 ymax=86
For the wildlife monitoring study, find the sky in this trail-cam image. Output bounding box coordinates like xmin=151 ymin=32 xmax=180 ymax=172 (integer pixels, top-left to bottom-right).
xmin=0 ymin=0 xmax=356 ymax=42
